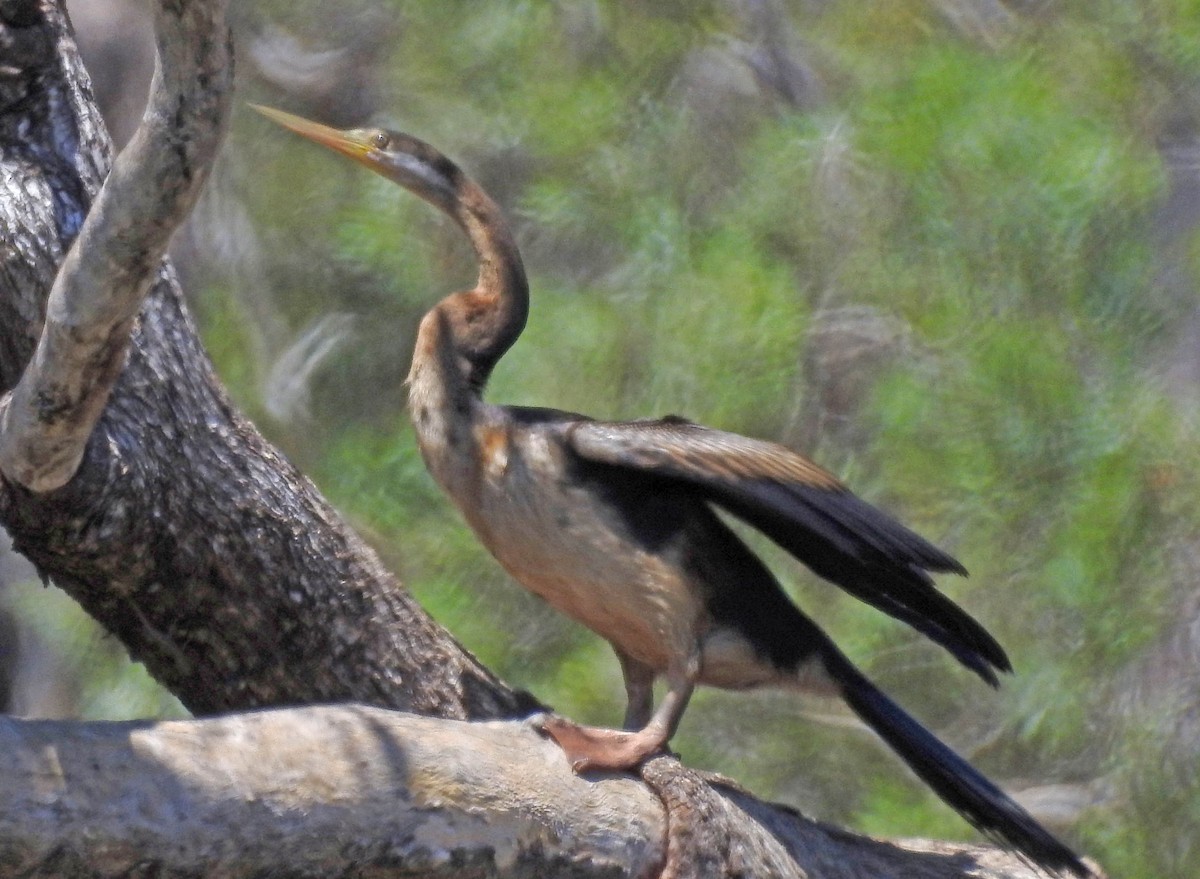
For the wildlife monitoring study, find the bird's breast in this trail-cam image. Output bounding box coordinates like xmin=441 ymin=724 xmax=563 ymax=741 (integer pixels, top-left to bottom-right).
xmin=458 ymin=422 xmax=707 ymax=672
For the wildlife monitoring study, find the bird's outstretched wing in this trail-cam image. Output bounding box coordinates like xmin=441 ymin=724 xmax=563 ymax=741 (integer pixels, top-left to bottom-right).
xmin=563 ymin=416 xmax=1011 ymax=685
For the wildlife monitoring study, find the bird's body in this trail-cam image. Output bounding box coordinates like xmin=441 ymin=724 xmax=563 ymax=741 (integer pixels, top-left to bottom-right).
xmin=447 ymin=414 xmax=715 ymax=682
xmin=257 ymin=103 xmax=1092 ymax=876
xmin=410 ymin=304 xmax=819 ymax=699
xmin=415 ymin=394 xmax=832 ymax=696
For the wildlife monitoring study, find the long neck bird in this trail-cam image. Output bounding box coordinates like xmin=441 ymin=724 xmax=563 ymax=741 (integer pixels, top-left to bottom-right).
xmin=255 ymin=103 xmax=1090 ymax=877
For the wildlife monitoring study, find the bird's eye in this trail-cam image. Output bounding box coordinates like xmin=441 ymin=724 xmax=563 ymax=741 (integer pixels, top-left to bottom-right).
xmin=373 ymin=131 xmax=390 ymax=150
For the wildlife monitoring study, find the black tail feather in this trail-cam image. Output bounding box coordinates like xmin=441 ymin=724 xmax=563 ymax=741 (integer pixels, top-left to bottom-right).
xmin=822 ymin=649 xmax=1091 ymax=877
xmin=713 ymin=480 xmax=1012 ymax=684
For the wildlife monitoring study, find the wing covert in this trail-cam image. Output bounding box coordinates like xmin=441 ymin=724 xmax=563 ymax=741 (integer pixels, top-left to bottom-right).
xmin=565 ymin=417 xmax=1010 ymax=683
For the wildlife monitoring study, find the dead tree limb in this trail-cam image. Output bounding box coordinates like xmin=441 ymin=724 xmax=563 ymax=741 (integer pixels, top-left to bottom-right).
xmin=0 ymin=708 xmax=664 ymax=878
xmin=0 ymin=708 xmax=1080 ymax=879
xmin=0 ymin=0 xmax=231 ymax=492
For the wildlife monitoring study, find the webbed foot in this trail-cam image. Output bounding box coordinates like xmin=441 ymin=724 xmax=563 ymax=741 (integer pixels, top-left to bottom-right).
xmin=536 ymin=714 xmax=669 ymax=772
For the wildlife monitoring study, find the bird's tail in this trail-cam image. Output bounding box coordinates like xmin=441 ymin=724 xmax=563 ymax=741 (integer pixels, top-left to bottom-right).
xmin=817 ymin=646 xmax=1091 ymax=877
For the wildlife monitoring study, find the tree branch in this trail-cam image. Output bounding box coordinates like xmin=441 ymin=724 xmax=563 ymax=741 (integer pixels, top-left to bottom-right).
xmin=0 ymin=0 xmax=232 ymax=492
xmin=0 ymin=708 xmax=662 ymax=878
xmin=0 ymin=707 xmax=1079 ymax=879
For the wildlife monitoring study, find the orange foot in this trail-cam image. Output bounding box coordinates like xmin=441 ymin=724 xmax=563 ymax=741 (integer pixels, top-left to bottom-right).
xmin=537 ymin=714 xmax=667 ymax=772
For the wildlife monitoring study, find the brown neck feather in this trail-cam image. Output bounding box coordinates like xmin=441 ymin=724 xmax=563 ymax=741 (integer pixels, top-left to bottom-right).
xmin=444 ymin=177 xmax=529 ymax=392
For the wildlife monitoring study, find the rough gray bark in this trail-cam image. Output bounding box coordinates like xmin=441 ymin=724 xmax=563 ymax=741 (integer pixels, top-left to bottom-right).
xmin=0 ymin=1 xmax=1101 ymax=877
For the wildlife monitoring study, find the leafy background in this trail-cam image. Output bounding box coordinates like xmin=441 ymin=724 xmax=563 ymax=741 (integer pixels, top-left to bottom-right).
xmin=5 ymin=1 xmax=1200 ymax=875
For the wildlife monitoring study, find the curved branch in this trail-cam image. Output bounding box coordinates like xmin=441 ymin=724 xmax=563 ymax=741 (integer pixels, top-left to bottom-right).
xmin=0 ymin=708 xmax=1085 ymax=879
xmin=0 ymin=0 xmax=233 ymax=492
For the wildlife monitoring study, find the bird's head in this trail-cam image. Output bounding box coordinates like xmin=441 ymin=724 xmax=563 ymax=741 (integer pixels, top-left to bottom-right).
xmin=251 ymin=104 xmax=460 ymax=211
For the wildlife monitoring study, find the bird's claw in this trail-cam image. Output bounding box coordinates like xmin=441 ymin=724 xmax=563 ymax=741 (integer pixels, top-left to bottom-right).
xmin=536 ymin=713 xmax=667 ymax=772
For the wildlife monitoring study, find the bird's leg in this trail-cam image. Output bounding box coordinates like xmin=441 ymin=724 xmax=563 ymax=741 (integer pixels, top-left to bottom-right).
xmin=616 ymin=649 xmax=656 ymax=730
xmin=540 ymin=652 xmax=698 ymax=772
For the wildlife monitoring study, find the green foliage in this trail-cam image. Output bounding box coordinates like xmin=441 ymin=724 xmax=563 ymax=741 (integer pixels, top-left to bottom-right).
xmin=855 ymin=766 xmax=972 ymax=843
xmin=1089 ymin=736 xmax=1200 ymax=878
xmin=3 ymin=579 xmax=185 ymax=720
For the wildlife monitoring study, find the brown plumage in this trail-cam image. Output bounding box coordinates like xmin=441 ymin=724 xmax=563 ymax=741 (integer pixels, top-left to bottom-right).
xmin=256 ymin=104 xmax=1090 ymax=877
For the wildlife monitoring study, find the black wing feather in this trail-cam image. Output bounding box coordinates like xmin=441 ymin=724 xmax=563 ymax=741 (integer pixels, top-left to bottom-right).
xmin=565 ymin=417 xmax=1011 ymax=683
xmin=717 ymin=480 xmax=1009 ymax=683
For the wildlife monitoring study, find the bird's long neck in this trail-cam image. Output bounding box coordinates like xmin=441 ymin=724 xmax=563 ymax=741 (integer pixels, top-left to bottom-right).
xmin=406 ymin=172 xmax=528 ymax=492
xmin=445 ymin=177 xmax=529 ymax=392
xmin=408 ymin=171 xmax=528 ymax=396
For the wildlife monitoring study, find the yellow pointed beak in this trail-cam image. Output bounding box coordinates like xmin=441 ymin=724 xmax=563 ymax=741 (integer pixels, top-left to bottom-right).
xmin=250 ymin=104 xmax=375 ymax=163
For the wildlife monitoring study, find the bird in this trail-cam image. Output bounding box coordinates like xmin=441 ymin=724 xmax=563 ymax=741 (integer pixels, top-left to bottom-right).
xmin=254 ymin=103 xmax=1092 ymax=877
